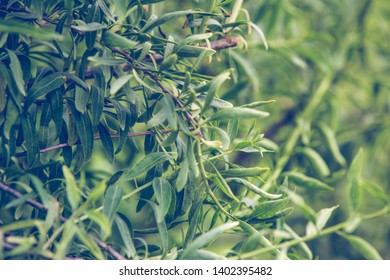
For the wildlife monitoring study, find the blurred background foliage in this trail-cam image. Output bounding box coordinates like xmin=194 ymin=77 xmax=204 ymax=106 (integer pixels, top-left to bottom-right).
xmin=161 ymin=0 xmax=390 ymax=259
xmin=225 ymin=0 xmax=390 ymax=259
xmin=0 ymin=0 xmax=389 ymax=260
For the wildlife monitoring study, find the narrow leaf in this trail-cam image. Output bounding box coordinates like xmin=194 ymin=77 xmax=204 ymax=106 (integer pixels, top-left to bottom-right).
xmin=62 ymin=165 xmax=81 ymax=210
xmin=284 ymin=172 xmax=333 ymax=191
xmin=114 ymin=214 xmax=137 ymax=258
xmin=123 ymin=152 xmax=171 ymax=181
xmin=347 ymin=149 xmax=364 ymax=212
xmin=181 ymin=222 xmax=239 ymax=259
xmin=25 ymin=73 xmax=64 ymax=109
xmin=318 ymin=122 xmax=346 ymax=167
xmin=152 ymin=178 xmax=173 ymax=218
xmin=90 ymin=86 xmax=104 ymax=128
xmin=201 ymin=70 xmax=231 ymax=114
xmin=206 ymin=108 xmax=269 ymax=122
xmin=339 ymin=233 xmax=383 ymax=260
xmin=86 ymin=211 xmax=111 ymax=240
xmin=103 ymin=184 xmax=124 ymax=222
xmin=7 ymin=50 xmax=25 ymax=95
xmin=98 ymin=123 xmax=114 ymax=163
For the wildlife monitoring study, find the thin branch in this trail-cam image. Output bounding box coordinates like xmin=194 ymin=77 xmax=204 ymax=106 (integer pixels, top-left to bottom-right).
xmin=0 ymin=182 xmax=126 ymax=260
xmin=84 ymin=36 xmax=242 ymax=79
xmin=151 ymin=36 xmax=242 ymax=62
xmin=10 ymin=129 xmax=172 ymax=158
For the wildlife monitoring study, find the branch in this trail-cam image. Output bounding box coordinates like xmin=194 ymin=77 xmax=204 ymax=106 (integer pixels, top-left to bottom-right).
xmin=0 ymin=182 xmax=126 ymax=260
xmin=151 ymin=36 xmax=242 ymax=62
xmin=10 ymin=129 xmax=172 ymax=158
xmin=84 ymin=36 xmax=241 ymax=79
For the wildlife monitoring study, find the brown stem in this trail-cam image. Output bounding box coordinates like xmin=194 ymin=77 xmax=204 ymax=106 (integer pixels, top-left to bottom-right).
xmin=10 ymin=129 xmax=172 ymax=158
xmin=0 ymin=182 xmax=126 ymax=260
xmin=84 ymin=36 xmax=241 ymax=79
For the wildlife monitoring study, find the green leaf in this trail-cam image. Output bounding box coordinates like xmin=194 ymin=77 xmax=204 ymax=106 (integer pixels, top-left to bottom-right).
xmin=362 ymin=179 xmax=390 ymax=204
xmin=116 ymin=112 xmax=132 ymax=154
xmin=160 ymin=130 xmax=179 ymax=147
xmin=339 ymin=233 xmax=383 ymax=260
xmin=248 ymin=197 xmax=290 ymax=220
xmin=75 ymin=227 xmax=105 ymax=260
xmin=283 ymin=187 xmax=317 ymax=223
xmin=20 ymin=113 xmax=39 ymax=166
xmin=206 ymin=108 xmax=269 ymax=122
xmin=28 ymin=175 xmax=50 ymax=208
xmin=87 ymin=180 xmax=107 ymax=203
xmin=110 ymin=74 xmax=132 ymax=95
xmin=0 ymin=19 xmax=63 ymax=41
xmin=181 ymin=221 xmax=239 ymax=259
xmin=90 ymin=86 xmax=104 ymax=128
xmin=114 ymin=214 xmax=137 ymax=258
xmin=283 ymin=171 xmax=333 ymax=191
xmin=71 ymin=21 xmax=107 ymax=32
xmin=162 ymin=94 xmax=178 ymax=130
xmin=186 ymin=139 xmax=199 ymax=178
xmin=248 ymin=21 xmax=268 ymax=50
xmin=48 ymin=89 xmax=63 ymax=136
xmin=86 ymin=3 xmax=102 ymax=50
xmin=88 ymin=55 xmax=126 ymax=66
xmin=226 ymin=178 xmax=282 ymax=199
xmin=220 ymin=167 xmax=269 ymax=178
xmin=141 ymin=10 xmax=216 ymax=33
xmin=102 ymin=30 xmax=138 ymax=50
xmin=108 ymin=98 xmax=127 ymax=130
xmin=201 ymin=70 xmax=231 ymax=114
xmin=67 ymin=100 xmax=94 ymax=163
xmin=197 ymin=96 xmax=233 ymax=109
xmin=152 ymin=178 xmax=173 ymax=218
xmin=318 ymin=122 xmax=346 ymax=167
xmin=183 ymin=249 xmax=226 ymax=260
xmin=123 ymin=152 xmax=172 ymax=181
xmin=75 ymin=86 xmax=90 ymax=114
xmin=7 ymin=50 xmax=25 ymax=96
xmin=300 ymin=147 xmax=331 ymax=177
xmin=347 ymin=149 xmax=364 ymax=212
xmin=175 ymin=159 xmax=189 ymax=192
xmin=97 ymin=0 xmax=116 ymax=22
xmin=86 ymin=211 xmax=111 ymax=240
xmin=177 ymin=45 xmax=215 ymax=58
xmin=98 ymin=123 xmax=114 ymax=163
xmin=62 ymin=165 xmax=81 ymax=210
xmin=38 ymin=102 xmax=51 ymax=149
xmin=159 ymin=54 xmax=178 ymax=71
xmin=103 ymin=184 xmax=124 ymax=222
xmin=136 ymin=42 xmax=152 ymax=63
xmin=25 ymin=73 xmax=64 ymax=109
xmin=147 ymin=201 xmax=169 ymax=255
xmin=55 ymin=220 xmax=77 ymax=259
xmin=306 ymin=206 xmax=339 ymax=236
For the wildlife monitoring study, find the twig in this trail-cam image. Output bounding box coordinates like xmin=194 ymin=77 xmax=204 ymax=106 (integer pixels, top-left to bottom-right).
xmin=0 ymin=182 xmax=127 ymax=260
xmin=84 ymin=36 xmax=241 ymax=79
xmin=10 ymin=129 xmax=172 ymax=158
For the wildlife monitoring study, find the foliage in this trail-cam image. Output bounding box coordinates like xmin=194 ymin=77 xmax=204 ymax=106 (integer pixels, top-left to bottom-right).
xmin=0 ymin=0 xmax=389 ymax=260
